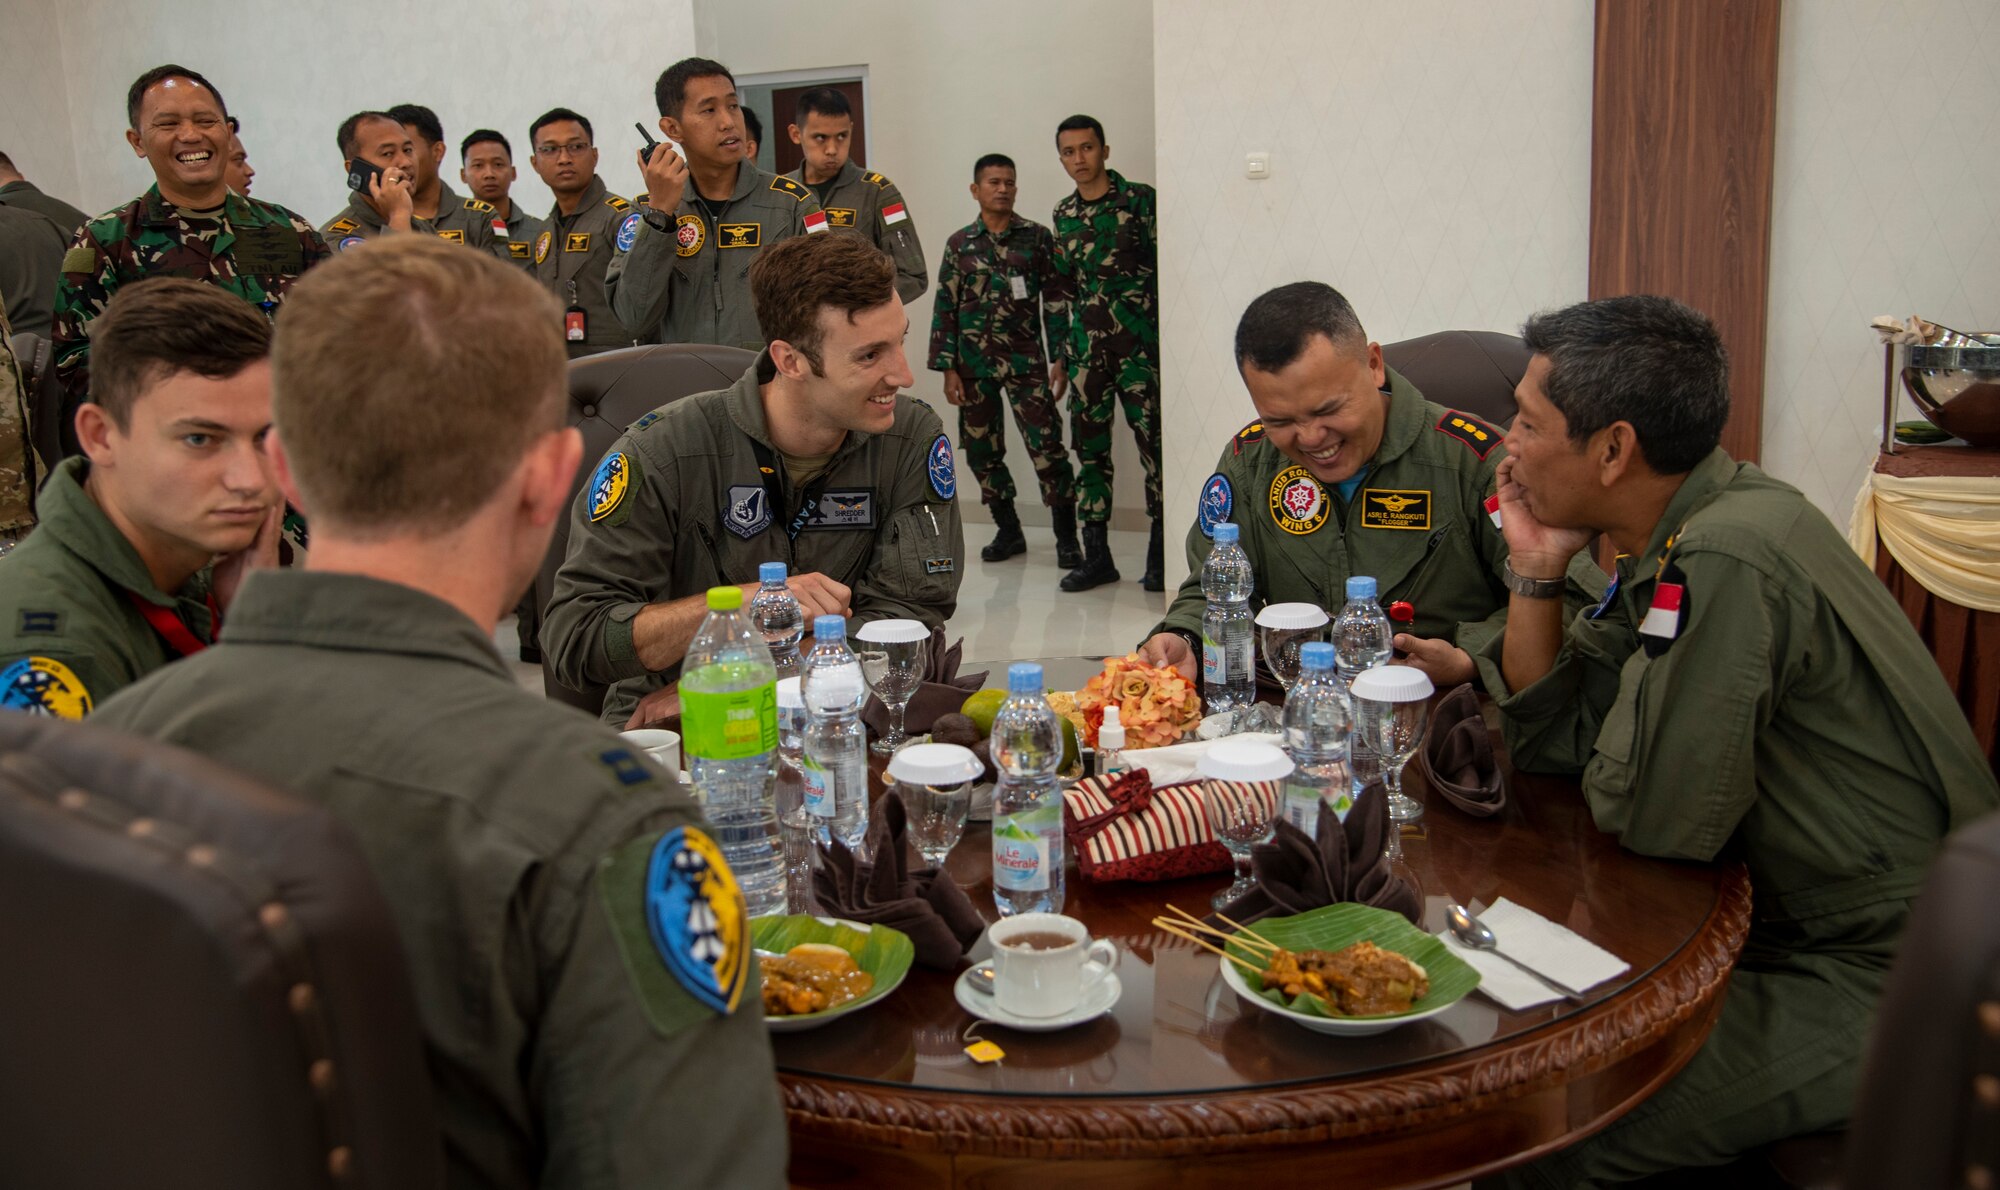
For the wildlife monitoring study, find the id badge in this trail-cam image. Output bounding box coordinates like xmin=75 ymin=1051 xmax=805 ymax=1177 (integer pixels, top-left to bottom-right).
xmin=1009 ymin=274 xmax=1028 ymax=300
xmin=565 ymin=307 xmax=587 ymax=342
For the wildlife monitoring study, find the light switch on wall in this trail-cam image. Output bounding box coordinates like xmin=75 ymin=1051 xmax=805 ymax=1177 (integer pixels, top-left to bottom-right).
xmin=1245 ymin=152 xmax=1270 ymax=180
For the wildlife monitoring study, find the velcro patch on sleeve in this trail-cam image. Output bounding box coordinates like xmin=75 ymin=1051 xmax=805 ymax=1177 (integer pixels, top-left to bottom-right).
xmin=60 ymin=245 xmax=98 ymax=273
xmin=1436 ymin=411 xmax=1500 ymax=458
xmin=595 ymin=829 xmax=753 ymax=1036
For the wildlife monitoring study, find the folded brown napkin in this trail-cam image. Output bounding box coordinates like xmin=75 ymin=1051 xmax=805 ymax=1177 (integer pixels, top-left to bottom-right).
xmin=1414 ymin=683 xmax=1505 ymax=817
xmin=1213 ymin=783 xmax=1422 ymax=926
xmin=861 ymin=627 xmax=989 ymax=737
xmin=811 ymin=792 xmax=986 ymax=969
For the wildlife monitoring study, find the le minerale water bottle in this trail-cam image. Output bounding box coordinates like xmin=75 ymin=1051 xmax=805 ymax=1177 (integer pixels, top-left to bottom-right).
xmin=1281 ymin=642 xmax=1355 ymax=834
xmin=681 ymin=585 xmax=784 ymax=917
xmin=990 ymin=662 xmax=1066 ymax=917
xmin=749 ymin=561 xmax=805 ymax=680
xmin=800 ymin=615 xmax=869 ymax=852
xmin=1335 ymin=576 xmax=1394 ymax=800
xmin=1200 ymin=523 xmax=1256 ymax=718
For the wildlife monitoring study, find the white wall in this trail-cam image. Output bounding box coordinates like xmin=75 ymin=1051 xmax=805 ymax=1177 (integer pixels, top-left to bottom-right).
xmin=703 ymin=0 xmax=1158 ymax=531
xmin=1762 ymin=0 xmax=2000 ymax=521
xmin=1152 ymin=0 xmax=1595 ymax=592
xmin=7 ymin=1 xmax=697 ymax=229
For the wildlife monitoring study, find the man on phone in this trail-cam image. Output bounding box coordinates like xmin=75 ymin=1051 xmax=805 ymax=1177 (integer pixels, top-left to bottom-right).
xmin=528 ymin=107 xmax=641 ymax=358
xmin=783 ymin=87 xmax=926 ymax=303
xmin=319 ymin=111 xmax=424 ymax=252
xmin=460 ymin=128 xmax=543 ymax=270
xmin=608 ymin=57 xmax=827 ymax=350
xmin=52 ymin=64 xmax=327 ymax=438
xmin=387 ymin=103 xmax=502 ymax=260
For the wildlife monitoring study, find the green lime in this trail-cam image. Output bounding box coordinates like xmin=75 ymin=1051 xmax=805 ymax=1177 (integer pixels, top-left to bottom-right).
xmin=960 ymin=688 xmax=1007 ymax=737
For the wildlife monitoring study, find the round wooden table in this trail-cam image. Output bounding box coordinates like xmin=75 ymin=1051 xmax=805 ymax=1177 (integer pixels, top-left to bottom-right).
xmin=776 ymin=660 xmax=1750 ymax=1189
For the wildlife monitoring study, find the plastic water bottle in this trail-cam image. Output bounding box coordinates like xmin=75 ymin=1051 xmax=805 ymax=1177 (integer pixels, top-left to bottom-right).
xmin=749 ymin=561 xmax=804 ymax=680
xmin=990 ymin=662 xmax=1066 ymax=916
xmin=1200 ymin=523 xmax=1256 ymax=718
xmin=800 ymin=615 xmax=869 ymax=852
xmin=1333 ymin=576 xmax=1394 ymax=689
xmin=680 ymin=586 xmax=783 ymax=917
xmin=1281 ymin=642 xmax=1354 ymax=834
xmin=1095 ymin=705 xmax=1131 ymax=782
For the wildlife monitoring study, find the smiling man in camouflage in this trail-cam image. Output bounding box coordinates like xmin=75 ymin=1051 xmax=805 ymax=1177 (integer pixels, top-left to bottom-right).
xmin=52 ymin=64 xmax=328 ymax=452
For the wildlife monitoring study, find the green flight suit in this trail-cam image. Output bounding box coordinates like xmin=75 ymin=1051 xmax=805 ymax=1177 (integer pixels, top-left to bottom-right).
xmin=785 ymin=160 xmax=927 ymax=303
xmin=1478 ymin=449 xmax=2000 ymax=1187
xmin=92 ymin=569 xmax=788 ymax=1189
xmin=606 ymin=162 xmax=825 ymax=350
xmin=1148 ymin=369 xmax=1604 ymax=651
xmin=0 ymin=456 xmax=215 ymax=716
xmin=53 ymin=185 xmax=329 ymax=410
xmin=321 ymin=193 xmax=498 ymax=258
xmin=543 ymin=351 xmax=966 ymax=726
xmin=493 ymin=199 xmax=545 ymax=270
xmin=534 ymin=175 xmax=645 ymax=358
xmin=422 ymin=180 xmax=505 ymax=260
xmin=0 ymin=203 xmax=65 ymax=338
xmin=0 ymin=179 xmax=90 ymax=239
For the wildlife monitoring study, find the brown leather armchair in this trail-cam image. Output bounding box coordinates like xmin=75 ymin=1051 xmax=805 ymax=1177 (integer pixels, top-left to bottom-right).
xmin=0 ymin=714 xmax=443 ymax=1190
xmin=1380 ymin=328 xmax=1530 ymax=427
xmin=535 ymin=342 xmax=758 ymax=716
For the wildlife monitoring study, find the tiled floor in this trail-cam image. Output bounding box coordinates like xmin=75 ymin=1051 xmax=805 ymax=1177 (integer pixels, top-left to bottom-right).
xmin=497 ymin=526 xmax=1167 ymax=696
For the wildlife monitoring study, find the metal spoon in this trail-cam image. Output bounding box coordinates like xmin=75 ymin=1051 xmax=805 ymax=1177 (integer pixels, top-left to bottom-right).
xmin=965 ymin=962 xmax=997 ymax=995
xmin=1444 ymin=903 xmax=1588 ymax=1005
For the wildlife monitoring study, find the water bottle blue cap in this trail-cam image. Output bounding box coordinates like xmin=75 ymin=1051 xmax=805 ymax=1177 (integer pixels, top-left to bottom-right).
xmin=814 ymin=614 xmax=846 ymax=639
xmin=1007 ymin=662 xmax=1043 ymax=693
xmin=1346 ymin=575 xmax=1378 ymax=599
xmin=1212 ymin=522 xmax=1239 ymax=543
xmin=759 ymin=561 xmax=787 ymax=583
xmin=1299 ymin=641 xmax=1335 ymax=670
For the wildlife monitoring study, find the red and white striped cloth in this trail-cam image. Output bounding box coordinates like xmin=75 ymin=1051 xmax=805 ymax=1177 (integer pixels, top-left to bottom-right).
xmin=1061 ymin=771 xmax=1281 ymax=883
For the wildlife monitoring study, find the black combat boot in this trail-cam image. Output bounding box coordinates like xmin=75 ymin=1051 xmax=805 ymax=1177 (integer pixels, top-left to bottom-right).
xmin=1139 ymin=518 xmax=1165 ymax=591
xmin=1051 ymin=503 xmax=1083 ymax=570
xmin=1059 ymin=522 xmax=1121 ymax=592
xmin=981 ymin=500 xmax=1027 ymax=562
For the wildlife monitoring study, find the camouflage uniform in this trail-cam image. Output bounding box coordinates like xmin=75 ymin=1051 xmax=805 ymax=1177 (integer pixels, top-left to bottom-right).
xmin=927 ymin=214 xmax=1074 ymax=508
xmin=785 ymin=160 xmax=927 ymax=303
xmin=535 ymin=176 xmax=644 ymax=358
xmin=321 ymin=191 xmax=497 ymax=257
xmin=1050 ymin=169 xmax=1161 ymax=523
xmin=52 ymin=185 xmax=329 ymax=413
xmin=0 ymin=302 xmax=34 ymax=540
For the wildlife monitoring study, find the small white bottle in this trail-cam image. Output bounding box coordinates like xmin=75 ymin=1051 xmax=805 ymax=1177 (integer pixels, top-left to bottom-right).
xmin=1097 ymin=705 xmax=1131 ymax=781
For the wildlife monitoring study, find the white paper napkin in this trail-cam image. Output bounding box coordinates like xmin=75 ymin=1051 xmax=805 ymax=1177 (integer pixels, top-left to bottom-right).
xmin=1441 ymin=897 xmax=1631 ymax=1011
xmin=1126 ymin=731 xmax=1283 ymax=788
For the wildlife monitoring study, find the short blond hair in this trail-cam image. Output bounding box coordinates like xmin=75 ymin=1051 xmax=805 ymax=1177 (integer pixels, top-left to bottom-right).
xmin=271 ymin=236 xmax=565 ymax=535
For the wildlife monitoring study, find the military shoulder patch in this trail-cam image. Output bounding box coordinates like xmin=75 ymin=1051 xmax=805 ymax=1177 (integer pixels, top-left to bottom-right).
xmin=533 ymin=230 xmax=552 ymax=264
xmin=0 ymin=656 xmax=92 ymax=719
xmin=675 ymin=213 xmax=705 ymax=258
xmin=596 ymin=829 xmax=750 ymax=1037
xmin=1198 ymin=473 xmax=1233 ymax=538
xmin=1232 ymin=420 xmax=1266 ymax=456
xmin=598 ymin=746 xmax=654 ymax=787
xmin=604 ymin=194 xmax=632 ymax=213
xmin=927 ymin=434 xmax=957 ymax=500
xmin=1268 ymin=465 xmax=1329 ymax=535
xmin=616 ymin=211 xmax=643 ymax=253
xmin=864 ymin=171 xmax=891 ymax=188
xmin=465 ymin=197 xmax=495 ymax=213
xmin=769 ymin=175 xmax=810 ymax=201
xmin=632 ymin=409 xmax=662 ymax=432
xmin=327 ymin=217 xmax=359 ymax=235
xmin=338 ymin=236 xmax=365 ymax=251
xmin=588 ymin=451 xmax=633 ymax=524
xmin=60 ymin=244 xmax=98 ymax=274
xmin=1436 ymin=410 xmax=1500 ymax=459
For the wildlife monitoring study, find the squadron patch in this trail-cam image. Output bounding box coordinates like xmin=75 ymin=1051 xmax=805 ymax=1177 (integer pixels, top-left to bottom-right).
xmin=825 ymin=208 xmax=858 ymax=228
xmin=587 ymin=452 xmax=631 ymax=523
xmin=338 ymin=236 xmax=365 ymax=251
xmin=1198 ymin=472 xmax=1233 ymax=538
xmin=675 ymin=213 xmax=704 ymax=258
xmin=644 ymin=827 xmax=749 ymax=1015
xmin=0 ymin=657 xmax=92 ymax=719
xmin=534 ymin=230 xmax=552 ymax=263
xmin=724 ymin=485 xmax=772 ymax=539
xmin=564 ymin=232 xmax=591 ymax=253
xmin=1360 ymin=488 xmax=1431 ymax=531
xmin=1232 ymin=420 xmax=1266 ymax=456
xmin=616 ymin=211 xmax=643 ymax=252
xmin=1436 ymin=411 xmax=1500 ymax=459
xmin=1268 ymin=465 xmax=1329 ymax=535
xmin=718 ymin=222 xmax=760 ymax=249
xmin=927 ymin=435 xmax=957 ymax=500
xmin=436 ymin=229 xmax=465 ymax=244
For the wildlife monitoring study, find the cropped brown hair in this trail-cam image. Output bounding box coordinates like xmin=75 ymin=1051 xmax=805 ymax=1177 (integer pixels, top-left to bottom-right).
xmin=750 ymin=233 xmax=896 ymax=372
xmin=271 ymin=236 xmax=565 ymax=536
xmin=92 ymin=277 xmax=272 ymax=430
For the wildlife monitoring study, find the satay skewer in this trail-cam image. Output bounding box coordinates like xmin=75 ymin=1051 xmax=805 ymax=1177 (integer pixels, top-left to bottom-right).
xmin=1151 ymin=918 xmax=1270 ymax=977
xmin=1159 ymin=904 xmax=1280 ymax=954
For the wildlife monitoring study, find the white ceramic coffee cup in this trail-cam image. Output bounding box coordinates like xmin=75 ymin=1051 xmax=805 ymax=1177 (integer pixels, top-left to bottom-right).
xmin=986 ymin=913 xmax=1119 ymax=1018
xmin=619 ymin=728 xmax=681 ymax=774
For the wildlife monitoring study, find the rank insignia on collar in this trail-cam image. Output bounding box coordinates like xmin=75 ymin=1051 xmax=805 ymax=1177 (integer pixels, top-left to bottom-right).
xmin=1436 ymin=410 xmax=1500 ymax=459
xmin=770 ymin=175 xmax=810 ymax=201
xmin=864 ymin=171 xmax=890 ymax=188
xmin=328 ymin=217 xmax=359 ymax=235
xmin=0 ymin=657 xmax=91 ymax=719
xmin=1232 ymin=420 xmax=1265 ymax=456
xmin=605 ymin=194 xmax=632 ymax=212
xmin=1268 ymin=465 xmax=1328 ymax=535
xmin=644 ymin=827 xmax=749 ymax=1015
xmin=18 ymin=610 xmax=61 ymax=635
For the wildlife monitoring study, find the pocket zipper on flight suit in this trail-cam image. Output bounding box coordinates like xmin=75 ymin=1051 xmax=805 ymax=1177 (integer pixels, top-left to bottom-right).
xmin=1398 ymin=526 xmax=1453 ymax=603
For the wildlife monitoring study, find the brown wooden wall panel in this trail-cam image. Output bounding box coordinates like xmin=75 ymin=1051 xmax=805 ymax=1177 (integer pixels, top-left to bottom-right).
xmin=1590 ymin=0 xmax=1781 ymax=463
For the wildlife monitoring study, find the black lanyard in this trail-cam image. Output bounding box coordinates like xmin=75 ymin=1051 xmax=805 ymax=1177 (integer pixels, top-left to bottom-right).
xmin=748 ymin=439 xmax=836 ymax=543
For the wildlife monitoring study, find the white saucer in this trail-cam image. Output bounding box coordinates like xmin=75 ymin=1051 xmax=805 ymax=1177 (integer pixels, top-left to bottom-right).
xmin=952 ymin=961 xmax=1121 ymax=1032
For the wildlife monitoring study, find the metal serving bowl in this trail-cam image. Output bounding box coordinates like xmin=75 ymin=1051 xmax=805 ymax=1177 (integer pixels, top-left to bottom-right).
xmin=1902 ymin=328 xmax=2000 ymax=447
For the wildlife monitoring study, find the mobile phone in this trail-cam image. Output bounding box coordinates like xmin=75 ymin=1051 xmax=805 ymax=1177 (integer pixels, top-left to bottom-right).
xmin=635 ymin=122 xmax=659 ymax=152
xmin=345 ymin=156 xmax=384 ymax=195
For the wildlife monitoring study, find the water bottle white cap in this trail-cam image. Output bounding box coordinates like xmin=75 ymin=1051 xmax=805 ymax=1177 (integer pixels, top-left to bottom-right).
xmin=1198 ymin=738 xmax=1294 ymax=782
xmin=1007 ymin=662 xmax=1042 ymax=693
xmin=759 ymin=561 xmax=787 ymax=583
xmin=1349 ymin=664 xmax=1434 ymax=702
xmin=1212 ymin=522 xmax=1240 ymax=543
xmin=854 ymin=618 xmax=929 ymax=644
xmin=1345 ymin=575 xmax=1378 ymax=600
xmin=814 ymin=614 xmax=846 ymax=639
xmin=1254 ymin=601 xmax=1330 ymax=630
xmin=887 ymin=742 xmax=985 ymax=786
xmin=1099 ymin=705 xmax=1126 ymax=749
xmin=1299 ymin=641 xmax=1336 ymax=670
xmin=775 ymin=676 xmax=803 ymax=708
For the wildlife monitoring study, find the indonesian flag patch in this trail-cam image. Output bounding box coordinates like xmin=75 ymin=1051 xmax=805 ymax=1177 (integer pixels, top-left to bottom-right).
xmin=804 ymin=210 xmax=830 ymax=235
xmin=1639 ymin=582 xmax=1684 ymax=640
xmin=882 ymin=201 xmax=909 ymax=226
xmin=1484 ymin=494 xmax=1502 ymax=528
xmin=491 ymin=217 xmax=509 ymax=238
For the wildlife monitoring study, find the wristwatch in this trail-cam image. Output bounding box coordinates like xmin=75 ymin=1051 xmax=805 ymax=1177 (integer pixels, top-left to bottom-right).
xmin=1502 ymin=559 xmax=1566 ymax=599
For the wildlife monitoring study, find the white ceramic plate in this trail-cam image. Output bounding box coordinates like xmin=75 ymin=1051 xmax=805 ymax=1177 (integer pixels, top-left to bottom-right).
xmin=1219 ymin=951 xmax=1462 ymax=1037
xmin=953 ymin=961 xmax=1121 ymax=1032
